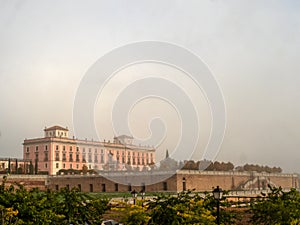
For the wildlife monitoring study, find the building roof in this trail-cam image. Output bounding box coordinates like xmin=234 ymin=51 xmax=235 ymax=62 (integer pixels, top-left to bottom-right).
xmin=44 ymin=125 xmax=68 ymax=131
xmin=114 ymin=134 xmax=133 ymax=139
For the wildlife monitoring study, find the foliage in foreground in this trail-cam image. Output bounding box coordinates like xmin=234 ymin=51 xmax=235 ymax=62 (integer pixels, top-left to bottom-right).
xmin=4 ymin=174 xmax=300 ymax=225
xmin=0 ymin=176 xmax=109 ymax=224
xmin=112 ymin=190 xmax=238 ymax=225
xmin=250 ymin=185 xmax=300 ymax=225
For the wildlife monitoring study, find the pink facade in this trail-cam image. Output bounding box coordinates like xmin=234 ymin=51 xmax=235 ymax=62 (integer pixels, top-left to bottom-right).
xmin=23 ymin=126 xmax=156 ymax=175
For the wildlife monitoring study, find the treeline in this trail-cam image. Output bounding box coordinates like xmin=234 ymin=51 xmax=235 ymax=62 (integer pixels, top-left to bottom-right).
xmin=181 ymin=160 xmax=282 ymax=173
xmin=235 ymin=164 xmax=282 ymax=173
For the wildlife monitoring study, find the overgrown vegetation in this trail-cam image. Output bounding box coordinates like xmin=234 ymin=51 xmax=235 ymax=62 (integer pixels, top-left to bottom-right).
xmin=111 ymin=190 xmax=238 ymax=225
xmin=1 ymin=175 xmax=299 ymax=225
xmin=0 ymin=176 xmax=109 ymax=224
xmin=250 ymin=185 xmax=300 ymax=225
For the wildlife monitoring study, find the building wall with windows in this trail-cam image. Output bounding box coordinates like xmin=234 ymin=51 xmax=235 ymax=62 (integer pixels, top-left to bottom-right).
xmin=0 ymin=158 xmax=31 ymax=174
xmin=23 ymin=126 xmax=156 ymax=175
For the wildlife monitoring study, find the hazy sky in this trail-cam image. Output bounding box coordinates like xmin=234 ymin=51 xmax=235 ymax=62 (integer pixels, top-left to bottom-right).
xmin=1 ymin=0 xmax=300 ymax=172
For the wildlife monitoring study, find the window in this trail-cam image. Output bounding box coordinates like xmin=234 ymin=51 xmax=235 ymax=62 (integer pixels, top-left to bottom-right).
xmin=70 ymin=164 xmax=73 ymax=169
xmin=66 ymin=184 xmax=70 ymax=190
xmin=63 ymin=146 xmax=65 ymax=151
xmin=163 ymin=182 xmax=168 ymax=191
xmin=55 ymin=185 xmax=59 ymax=191
xmin=45 ymin=163 xmax=47 ymax=168
xmin=44 ymin=152 xmax=48 ymax=161
xmin=95 ymin=148 xmax=97 ymax=154
xmin=69 ymin=153 xmax=73 ymax=162
xmin=55 ymin=152 xmax=59 ymax=161
xmin=78 ymin=184 xmax=81 ymax=191
xmin=82 ymin=154 xmax=86 ymax=162
xmin=76 ymin=147 xmax=79 ymax=152
xmin=26 ymin=147 xmax=29 ymax=152
xmin=76 ymin=154 xmax=80 ymax=162
xmin=114 ymin=183 xmax=118 ymax=192
xmin=89 ymin=148 xmax=91 ymax=153
xmin=102 ymin=183 xmax=106 ymax=192
xmin=88 ymin=154 xmax=92 ymax=162
xmin=94 ymin=155 xmax=98 ymax=163
xmin=35 ymin=146 xmax=39 ymax=152
xmin=89 ymin=184 xmax=93 ymax=192
xmin=56 ymin=145 xmax=59 ymax=150
xmin=45 ymin=145 xmax=48 ymax=151
xmin=63 ymin=163 xmax=65 ymax=169
xmin=83 ymin=148 xmax=85 ymax=153
xmin=128 ymin=183 xmax=132 ymax=192
xmin=76 ymin=164 xmax=79 ymax=169
xmin=62 ymin=153 xmax=66 ymax=161
xmin=70 ymin=146 xmax=72 ymax=151
xmin=182 ymin=178 xmax=186 ymax=191
xmin=141 ymin=183 xmax=146 ymax=192
xmin=101 ymin=155 xmax=104 ymax=163
xmin=56 ymin=163 xmax=59 ymax=169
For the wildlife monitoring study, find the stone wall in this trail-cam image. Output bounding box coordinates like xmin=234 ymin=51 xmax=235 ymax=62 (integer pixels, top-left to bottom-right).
xmin=0 ymin=171 xmax=297 ymax=193
xmin=3 ymin=175 xmax=48 ymax=190
xmin=47 ymin=171 xmax=298 ymax=192
xmin=176 ymin=171 xmax=298 ymax=192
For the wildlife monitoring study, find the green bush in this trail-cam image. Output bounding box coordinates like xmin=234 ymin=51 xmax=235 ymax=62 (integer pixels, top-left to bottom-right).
xmin=0 ymin=176 xmax=109 ymax=224
xmin=250 ymin=185 xmax=300 ymax=225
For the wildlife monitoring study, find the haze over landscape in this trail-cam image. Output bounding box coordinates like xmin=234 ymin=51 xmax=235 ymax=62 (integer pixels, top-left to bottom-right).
xmin=0 ymin=0 xmax=300 ymax=172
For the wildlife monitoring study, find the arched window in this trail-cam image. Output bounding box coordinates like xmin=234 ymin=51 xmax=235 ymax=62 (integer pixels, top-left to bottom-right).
xmin=182 ymin=177 xmax=186 ymax=191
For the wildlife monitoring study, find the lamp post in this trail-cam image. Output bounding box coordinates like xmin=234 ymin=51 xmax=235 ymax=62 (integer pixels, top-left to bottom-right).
xmin=213 ymin=186 xmax=223 ymax=225
xmin=140 ymin=189 xmax=145 ymax=199
xmin=140 ymin=189 xmax=145 ymax=207
xmin=131 ymin=189 xmax=137 ymax=205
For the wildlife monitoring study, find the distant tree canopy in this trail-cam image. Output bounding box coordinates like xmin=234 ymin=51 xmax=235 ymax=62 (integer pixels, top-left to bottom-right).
xmin=205 ymin=161 xmax=235 ymax=171
xmin=181 ymin=160 xmax=234 ymax=171
xmin=180 ymin=160 xmax=282 ymax=173
xmin=235 ymin=164 xmax=282 ymax=173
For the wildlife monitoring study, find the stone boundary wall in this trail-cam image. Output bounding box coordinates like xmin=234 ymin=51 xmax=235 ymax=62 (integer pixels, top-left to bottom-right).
xmin=0 ymin=171 xmax=298 ymax=193
xmin=176 ymin=171 xmax=298 ymax=192
xmin=1 ymin=175 xmax=48 ymax=190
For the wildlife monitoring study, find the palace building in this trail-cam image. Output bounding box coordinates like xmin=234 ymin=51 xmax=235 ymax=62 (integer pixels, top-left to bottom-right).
xmin=23 ymin=125 xmax=155 ymax=175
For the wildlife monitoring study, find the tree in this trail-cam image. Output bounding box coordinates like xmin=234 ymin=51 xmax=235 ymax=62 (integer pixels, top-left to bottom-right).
xmin=147 ymin=191 xmax=215 ymax=225
xmin=82 ymin=164 xmax=88 ymax=174
xmin=250 ymin=185 xmax=300 ymax=225
xmin=204 ymin=161 xmax=234 ymax=171
xmin=0 ymin=176 xmax=110 ymax=224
